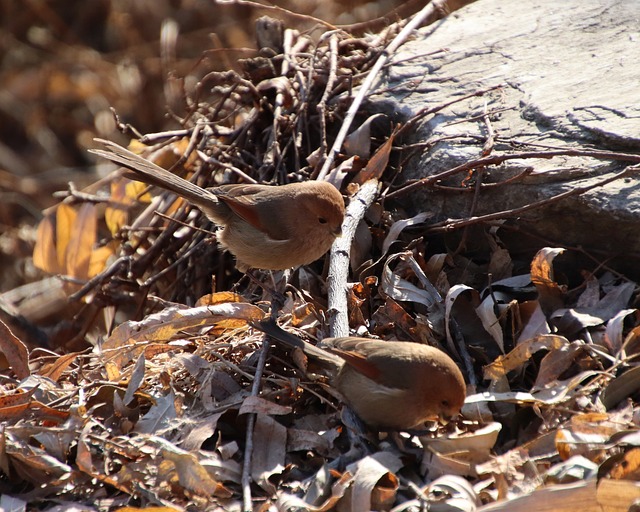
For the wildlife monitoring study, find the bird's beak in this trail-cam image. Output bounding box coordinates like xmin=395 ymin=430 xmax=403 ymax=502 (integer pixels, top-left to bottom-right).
xmin=438 ymin=412 xmax=457 ymax=425
xmin=333 ymin=226 xmax=343 ymax=237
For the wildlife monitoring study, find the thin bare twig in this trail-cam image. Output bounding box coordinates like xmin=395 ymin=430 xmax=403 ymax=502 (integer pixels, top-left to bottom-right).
xmin=214 ymin=0 xmax=338 ymax=30
xmin=241 ymin=299 xmax=281 ymax=511
xmin=396 ymin=83 xmax=506 ymax=138
xmin=240 ymin=337 xmax=270 ymax=511
xmin=68 ymin=256 xmax=131 ymax=302
xmin=53 ymin=182 xmax=113 ymax=205
xmin=316 ymin=34 xmax=339 ymax=161
xmin=388 ymin=149 xmax=640 ymax=200
xmin=317 ymin=0 xmax=448 ymax=180
xmin=451 ymin=99 xmax=492 ymax=253
xmin=427 ymin=165 xmax=639 ymax=233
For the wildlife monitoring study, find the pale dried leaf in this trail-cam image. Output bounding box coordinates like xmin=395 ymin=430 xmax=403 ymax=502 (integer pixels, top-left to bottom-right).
xmin=487 ymin=245 xmax=513 ymax=282
xmin=353 ymin=131 xmax=395 ymax=184
xmin=556 ymin=428 xmax=608 ymax=461
xmin=421 ymin=422 xmax=502 ymax=457
xmin=134 ymin=391 xmax=178 ymax=434
xmin=467 ymin=371 xmax=599 ymax=406
xmin=325 ymin=155 xmax=358 ymax=189
xmin=475 ymin=479 xmax=599 ymax=512
xmin=32 ymin=428 xmax=77 ymax=462
xmin=154 ymin=436 xmax=230 ymax=497
xmin=475 ymin=448 xmax=530 ymax=479
xmin=476 ymin=294 xmax=504 ymax=353
xmin=484 ymin=335 xmax=568 ymax=381
xmin=344 ymin=113 xmax=386 ymax=158
xmin=553 ymin=282 xmax=635 ymax=335
xmin=381 ymin=212 xmax=431 ymax=256
xmin=180 ymin=413 xmax=223 ymax=451
xmin=544 ymin=455 xmax=598 ymax=484
xmin=446 ymin=284 xmax=496 ymax=356
xmin=286 ymin=428 xmax=332 ymax=455
xmin=251 ymin=414 xmax=286 ymax=494
xmin=277 ymin=471 xmax=353 ymax=512
xmin=422 ymin=448 xmax=483 ymax=479
xmin=605 ymin=308 xmax=638 ymax=354
xmin=239 ymin=396 xmax=292 ymax=416
xmin=516 ymin=301 xmax=551 ymax=343
xmin=346 ymin=452 xmax=402 ymax=512
xmin=381 ymin=252 xmax=441 ymax=307
xmin=200 ymin=449 xmax=242 ymax=485
xmin=102 ymin=302 xmax=264 ymax=370
xmin=575 ymin=275 xmax=600 ymax=308
xmin=39 ymin=352 xmax=80 ymax=382
xmin=424 ymin=475 xmax=479 ymax=511
xmin=534 ymin=342 xmax=585 ymax=389
xmin=123 ymin=352 xmax=146 ymax=406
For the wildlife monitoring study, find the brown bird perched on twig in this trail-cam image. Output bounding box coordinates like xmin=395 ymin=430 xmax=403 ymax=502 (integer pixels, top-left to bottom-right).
xmin=90 ymin=139 xmax=345 ymax=272
xmin=254 ymin=319 xmax=466 ymax=430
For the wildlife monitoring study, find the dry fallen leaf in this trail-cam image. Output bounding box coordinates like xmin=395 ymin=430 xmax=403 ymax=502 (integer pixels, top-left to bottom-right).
xmin=0 ymin=319 xmax=30 ymax=379
xmin=530 ymin=247 xmax=566 ymax=317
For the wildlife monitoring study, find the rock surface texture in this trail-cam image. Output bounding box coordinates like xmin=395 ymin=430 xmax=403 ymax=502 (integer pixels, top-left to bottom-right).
xmin=372 ymin=0 xmax=640 ymax=272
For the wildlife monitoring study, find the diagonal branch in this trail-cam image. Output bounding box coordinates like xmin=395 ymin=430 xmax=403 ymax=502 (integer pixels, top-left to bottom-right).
xmin=327 ymin=179 xmax=379 ymax=337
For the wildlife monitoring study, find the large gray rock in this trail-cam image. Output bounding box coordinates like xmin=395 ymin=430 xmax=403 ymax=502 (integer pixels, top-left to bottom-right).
xmin=370 ymin=0 xmax=640 ymax=272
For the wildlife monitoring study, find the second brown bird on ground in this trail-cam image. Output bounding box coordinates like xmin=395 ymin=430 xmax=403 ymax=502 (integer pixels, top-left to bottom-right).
xmin=90 ymin=139 xmax=345 ymax=272
xmin=255 ymin=319 xmax=466 ymax=431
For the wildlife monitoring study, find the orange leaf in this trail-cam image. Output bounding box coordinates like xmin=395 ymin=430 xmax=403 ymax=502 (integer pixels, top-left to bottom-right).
xmin=33 ymin=213 xmax=59 ymax=274
xmin=0 ymin=402 xmax=30 ymax=421
xmin=127 ymin=138 xmax=149 ymax=154
xmin=196 ymin=291 xmax=244 ymax=306
xmin=609 ymin=448 xmax=640 ymax=480
xmin=531 ymin=247 xmax=566 ymax=315
xmin=39 ymin=352 xmax=80 ymax=382
xmin=105 ymin=179 xmax=131 ymax=235
xmin=30 ymin=400 xmax=70 ymax=422
xmin=124 ymin=178 xmax=152 ymax=202
xmin=353 ymin=130 xmax=396 ymax=184
xmin=56 ymin=202 xmax=77 ymax=271
xmin=65 ymin=202 xmax=97 ymax=280
xmin=0 ymin=387 xmax=36 ymax=407
xmin=88 ymin=243 xmax=117 ymax=278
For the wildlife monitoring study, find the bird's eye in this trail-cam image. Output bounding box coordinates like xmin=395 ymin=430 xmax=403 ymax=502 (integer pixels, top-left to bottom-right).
xmin=441 ymin=400 xmax=450 ymax=407
xmin=318 ymin=217 xmax=328 ymax=224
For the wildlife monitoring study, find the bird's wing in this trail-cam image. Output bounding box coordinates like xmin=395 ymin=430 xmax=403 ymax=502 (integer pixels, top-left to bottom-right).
xmin=328 ymin=338 xmax=421 ymax=390
xmin=215 ymin=185 xmax=292 ymax=240
xmin=329 ymin=346 xmax=382 ymax=382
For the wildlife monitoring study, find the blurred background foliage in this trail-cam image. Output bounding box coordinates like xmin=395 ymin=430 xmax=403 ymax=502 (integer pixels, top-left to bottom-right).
xmin=0 ymin=0 xmax=474 ymax=293
xmin=0 ymin=0 xmax=432 ymax=214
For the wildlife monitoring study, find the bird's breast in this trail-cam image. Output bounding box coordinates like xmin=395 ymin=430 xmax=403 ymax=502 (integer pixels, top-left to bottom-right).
xmin=218 ymin=218 xmax=336 ymax=271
